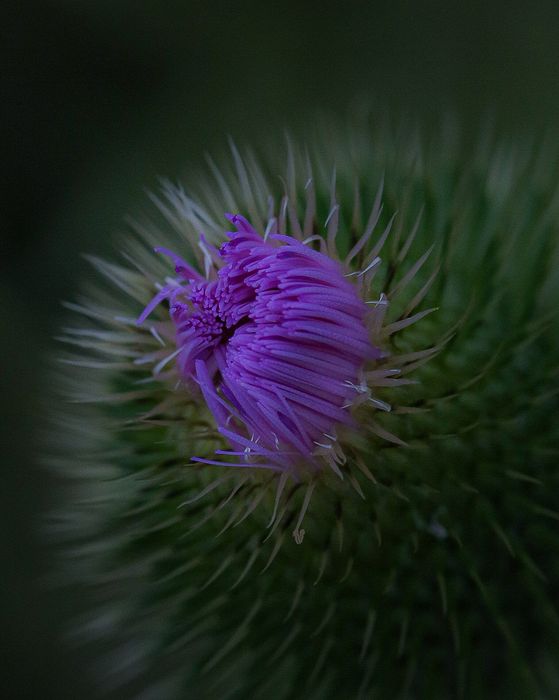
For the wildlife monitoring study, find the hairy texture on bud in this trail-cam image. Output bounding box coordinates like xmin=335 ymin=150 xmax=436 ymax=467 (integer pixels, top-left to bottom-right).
xmin=49 ymin=119 xmax=559 ymax=699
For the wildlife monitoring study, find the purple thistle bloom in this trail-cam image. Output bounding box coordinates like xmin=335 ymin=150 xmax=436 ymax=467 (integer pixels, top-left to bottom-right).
xmin=138 ymin=213 xmax=380 ymax=474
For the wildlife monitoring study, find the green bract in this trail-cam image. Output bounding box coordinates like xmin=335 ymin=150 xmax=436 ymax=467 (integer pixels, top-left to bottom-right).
xmin=51 ymin=119 xmax=559 ymax=699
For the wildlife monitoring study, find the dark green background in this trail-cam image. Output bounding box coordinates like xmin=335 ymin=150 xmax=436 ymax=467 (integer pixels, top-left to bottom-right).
xmin=3 ymin=1 xmax=559 ymax=697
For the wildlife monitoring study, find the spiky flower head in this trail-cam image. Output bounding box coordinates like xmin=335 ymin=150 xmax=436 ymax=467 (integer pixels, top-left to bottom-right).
xmin=137 ymin=208 xmax=392 ymax=479
xmin=51 ymin=119 xmax=559 ymax=699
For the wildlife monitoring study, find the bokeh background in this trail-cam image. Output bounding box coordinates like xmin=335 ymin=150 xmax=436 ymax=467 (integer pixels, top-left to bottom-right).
xmin=3 ymin=1 xmax=559 ymax=697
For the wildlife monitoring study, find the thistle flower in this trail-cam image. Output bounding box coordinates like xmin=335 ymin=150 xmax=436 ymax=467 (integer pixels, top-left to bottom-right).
xmin=50 ymin=119 xmax=559 ymax=699
xmin=137 ymin=211 xmax=387 ymax=477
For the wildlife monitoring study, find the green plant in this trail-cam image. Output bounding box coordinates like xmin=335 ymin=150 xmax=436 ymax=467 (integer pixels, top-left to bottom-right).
xmin=51 ymin=118 xmax=559 ymax=698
